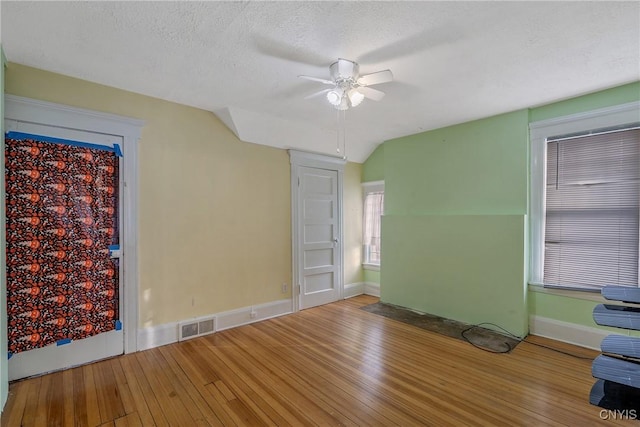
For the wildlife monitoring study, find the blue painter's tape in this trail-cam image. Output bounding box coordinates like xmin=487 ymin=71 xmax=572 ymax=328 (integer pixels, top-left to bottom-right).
xmin=8 ymin=352 xmax=12 ymax=360
xmin=6 ymin=131 xmax=116 ymax=154
xmin=115 ymin=320 xmax=122 ymax=331
xmin=56 ymin=338 xmax=72 ymax=346
xmin=113 ymin=143 xmax=123 ymax=157
xmin=109 ymin=244 xmax=120 ymax=257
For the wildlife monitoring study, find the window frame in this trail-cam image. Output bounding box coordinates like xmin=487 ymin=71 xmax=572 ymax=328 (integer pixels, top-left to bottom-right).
xmin=362 ymin=180 xmax=384 ymax=271
xmin=529 ymin=101 xmax=640 ymax=290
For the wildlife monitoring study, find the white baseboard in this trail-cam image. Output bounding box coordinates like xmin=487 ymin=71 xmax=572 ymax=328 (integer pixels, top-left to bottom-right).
xmin=364 ymin=282 xmax=380 ymax=297
xmin=137 ymin=298 xmax=292 ymax=351
xmin=529 ymin=315 xmax=610 ymax=350
xmin=216 ymin=299 xmax=292 ymax=331
xmin=137 ymin=322 xmax=178 ymax=351
xmin=344 ymin=283 xmax=365 ymax=299
xmin=344 ymin=282 xmax=381 ymax=298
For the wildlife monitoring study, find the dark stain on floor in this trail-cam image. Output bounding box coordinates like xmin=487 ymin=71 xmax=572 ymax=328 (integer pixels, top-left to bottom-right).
xmin=361 ymin=302 xmax=521 ymax=353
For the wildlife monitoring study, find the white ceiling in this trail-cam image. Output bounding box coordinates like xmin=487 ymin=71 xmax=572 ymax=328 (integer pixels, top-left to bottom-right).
xmin=2 ymin=1 xmax=639 ymax=163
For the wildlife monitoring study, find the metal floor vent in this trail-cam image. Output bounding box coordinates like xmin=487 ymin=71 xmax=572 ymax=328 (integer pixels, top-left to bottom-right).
xmin=179 ymin=317 xmax=216 ymax=341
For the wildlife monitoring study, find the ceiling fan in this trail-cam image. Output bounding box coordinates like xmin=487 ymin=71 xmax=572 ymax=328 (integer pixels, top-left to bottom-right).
xmin=299 ymin=59 xmax=393 ymax=110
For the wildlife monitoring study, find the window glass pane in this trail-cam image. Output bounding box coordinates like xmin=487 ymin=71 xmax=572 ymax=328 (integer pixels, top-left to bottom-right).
xmin=363 ymin=191 xmax=384 ymax=264
xmin=543 ymin=128 xmax=639 ymax=288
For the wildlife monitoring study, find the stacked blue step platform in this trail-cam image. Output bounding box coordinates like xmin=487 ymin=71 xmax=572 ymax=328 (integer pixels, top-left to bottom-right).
xmin=590 ymin=285 xmax=640 ymax=411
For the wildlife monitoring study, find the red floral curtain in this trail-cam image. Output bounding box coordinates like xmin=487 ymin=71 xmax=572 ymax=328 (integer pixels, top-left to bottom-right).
xmin=5 ymin=135 xmax=119 ymax=355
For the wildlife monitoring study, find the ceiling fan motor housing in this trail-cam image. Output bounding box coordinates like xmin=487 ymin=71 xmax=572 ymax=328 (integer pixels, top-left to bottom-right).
xmin=330 ymin=59 xmax=359 ymax=83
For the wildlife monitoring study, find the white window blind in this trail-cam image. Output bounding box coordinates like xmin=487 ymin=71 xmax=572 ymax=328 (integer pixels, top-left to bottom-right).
xmin=543 ymin=127 xmax=639 ymax=289
xmin=363 ymin=189 xmax=384 ymax=265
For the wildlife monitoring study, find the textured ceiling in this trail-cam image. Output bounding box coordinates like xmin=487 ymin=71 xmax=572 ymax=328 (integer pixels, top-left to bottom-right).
xmin=2 ymin=1 xmax=639 ymax=162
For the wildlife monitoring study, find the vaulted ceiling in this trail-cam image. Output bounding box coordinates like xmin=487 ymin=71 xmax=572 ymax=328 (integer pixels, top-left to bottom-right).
xmin=2 ymin=1 xmax=639 ymax=162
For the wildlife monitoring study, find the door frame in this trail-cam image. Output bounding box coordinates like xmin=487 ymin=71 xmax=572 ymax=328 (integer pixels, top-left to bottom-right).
xmin=4 ymin=94 xmax=143 ymax=354
xmin=289 ymin=150 xmax=345 ymax=312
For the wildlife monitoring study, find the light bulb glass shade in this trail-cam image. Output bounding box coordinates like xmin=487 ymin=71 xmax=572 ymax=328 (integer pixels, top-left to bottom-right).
xmin=326 ymin=89 xmax=343 ymax=106
xmin=348 ymin=89 xmax=365 ymax=107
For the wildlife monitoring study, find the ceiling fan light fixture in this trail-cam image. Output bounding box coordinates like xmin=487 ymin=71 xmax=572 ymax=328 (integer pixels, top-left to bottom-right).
xmin=326 ymin=89 xmax=343 ymax=106
xmin=300 ymin=58 xmax=393 ymax=110
xmin=347 ymin=89 xmax=365 ymax=107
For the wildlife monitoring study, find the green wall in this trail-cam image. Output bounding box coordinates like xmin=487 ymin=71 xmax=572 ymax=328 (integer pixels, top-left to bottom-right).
xmin=1 ymin=46 xmax=7 ymax=412
xmin=383 ymin=215 xmax=526 ymax=334
xmin=363 ymin=269 xmax=380 ymax=284
xmin=362 ymin=144 xmax=384 ymax=182
xmin=384 ymin=111 xmax=528 ymax=216
xmin=530 ymin=82 xmax=640 ymax=122
xmin=529 ymin=291 xmax=640 ymax=337
xmin=363 ymin=81 xmax=640 ymax=340
xmin=381 ymin=110 xmax=529 ymax=336
xmin=527 ymin=82 xmax=640 ymax=329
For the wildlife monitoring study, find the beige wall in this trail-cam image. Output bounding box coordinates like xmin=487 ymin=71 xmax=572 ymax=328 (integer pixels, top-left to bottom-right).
xmin=6 ymin=63 xmax=365 ymax=328
xmin=344 ymin=162 xmax=363 ymax=285
xmin=6 ymin=63 xmax=292 ymax=327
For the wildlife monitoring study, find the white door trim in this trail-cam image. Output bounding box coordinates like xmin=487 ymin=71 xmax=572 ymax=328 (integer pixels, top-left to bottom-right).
xmin=289 ymin=150 xmax=345 ymax=312
xmin=4 ymin=94 xmax=143 ymax=354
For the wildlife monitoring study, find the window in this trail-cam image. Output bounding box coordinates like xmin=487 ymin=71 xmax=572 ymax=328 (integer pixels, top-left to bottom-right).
xmin=362 ymin=181 xmax=384 ymax=268
xmin=529 ymin=101 xmax=640 ymax=291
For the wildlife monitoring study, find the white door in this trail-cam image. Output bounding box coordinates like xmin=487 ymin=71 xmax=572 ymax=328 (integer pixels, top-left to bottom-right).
xmin=297 ymin=166 xmax=341 ymax=309
xmin=5 ymin=122 xmax=124 ymax=380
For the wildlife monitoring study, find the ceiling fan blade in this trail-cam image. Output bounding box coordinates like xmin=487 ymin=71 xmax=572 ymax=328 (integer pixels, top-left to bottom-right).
xmin=358 ymin=87 xmax=386 ymax=101
xmin=357 ymin=70 xmax=394 ymax=86
xmin=252 ymin=35 xmax=333 ymax=66
xmin=304 ymin=88 xmax=331 ymax=99
xmin=298 ymin=75 xmax=335 ymax=85
xmin=358 ymin=26 xmax=464 ymax=64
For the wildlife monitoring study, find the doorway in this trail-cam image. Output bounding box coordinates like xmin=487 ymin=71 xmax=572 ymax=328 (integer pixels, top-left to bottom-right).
xmin=4 ymin=95 xmax=142 ymax=380
xmin=290 ymin=150 xmax=345 ymax=311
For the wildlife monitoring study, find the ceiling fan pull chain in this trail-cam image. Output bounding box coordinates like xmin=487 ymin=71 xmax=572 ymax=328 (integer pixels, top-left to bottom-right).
xmin=336 ymin=109 xmax=341 ymax=154
xmin=342 ymin=109 xmax=347 ymax=159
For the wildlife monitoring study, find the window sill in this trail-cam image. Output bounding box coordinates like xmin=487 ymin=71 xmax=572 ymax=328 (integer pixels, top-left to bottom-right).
xmin=528 ymin=283 xmax=640 ymax=307
xmin=362 ymin=263 xmax=380 ymax=272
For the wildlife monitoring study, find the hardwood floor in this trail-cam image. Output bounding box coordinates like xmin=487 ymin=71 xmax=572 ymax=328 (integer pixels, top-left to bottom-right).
xmin=1 ymin=295 xmax=634 ymax=426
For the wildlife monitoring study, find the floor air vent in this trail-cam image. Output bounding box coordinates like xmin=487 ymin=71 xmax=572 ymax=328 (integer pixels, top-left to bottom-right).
xmin=179 ymin=317 xmax=216 ymax=341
